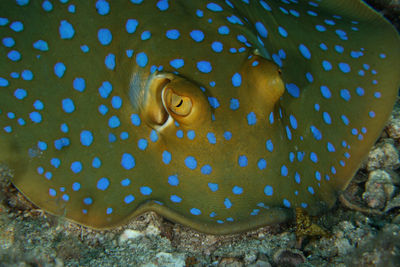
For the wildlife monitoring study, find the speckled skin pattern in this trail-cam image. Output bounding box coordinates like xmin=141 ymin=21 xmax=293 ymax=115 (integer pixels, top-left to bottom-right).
xmin=0 ymin=0 xmax=399 ymax=234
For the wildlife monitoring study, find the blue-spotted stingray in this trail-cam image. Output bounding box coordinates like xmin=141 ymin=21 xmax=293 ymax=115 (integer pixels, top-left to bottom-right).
xmin=0 ymin=0 xmax=399 ymax=234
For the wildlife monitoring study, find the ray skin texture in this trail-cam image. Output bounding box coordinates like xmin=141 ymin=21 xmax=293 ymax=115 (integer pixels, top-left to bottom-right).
xmin=0 ymin=0 xmax=399 ymax=234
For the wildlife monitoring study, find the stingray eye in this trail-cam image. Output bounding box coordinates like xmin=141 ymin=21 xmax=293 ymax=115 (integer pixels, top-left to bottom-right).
xmin=164 ymin=89 xmax=193 ymax=116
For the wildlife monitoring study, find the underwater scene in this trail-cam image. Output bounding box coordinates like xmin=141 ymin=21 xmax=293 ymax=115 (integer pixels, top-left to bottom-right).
xmin=0 ymin=0 xmax=399 ymax=266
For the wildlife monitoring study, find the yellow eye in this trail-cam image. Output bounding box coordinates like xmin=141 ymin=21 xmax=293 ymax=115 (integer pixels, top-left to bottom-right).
xmin=165 ymin=89 xmax=192 ymax=116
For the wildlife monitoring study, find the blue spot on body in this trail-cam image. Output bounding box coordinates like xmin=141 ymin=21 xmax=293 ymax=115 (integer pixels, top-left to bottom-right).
xmin=121 ymin=178 xmax=131 ymax=186
xmin=176 ymin=130 xmax=184 ymax=138
xmin=10 ymin=21 xmax=23 ymax=32
xmin=310 ymin=125 xmax=322 ymax=140
xmin=124 ymin=195 xmax=135 ymax=204
xmin=323 ymin=112 xmax=332 ymax=124
xmin=54 ymin=138 xmax=70 ymax=150
xmin=320 ymin=85 xmax=331 ymax=98
xmin=97 ymin=177 xmax=110 ymax=191
xmin=299 ymin=44 xmax=311 ymax=59
xmin=29 ymin=112 xmax=42 ymax=123
xmin=83 ymin=197 xmax=93 ymax=205
xmin=54 ymin=62 xmax=66 ymax=78
xmin=340 ymin=89 xmax=351 ymax=101
xmin=59 ymin=20 xmax=75 ymax=39
xmin=185 ymin=156 xmax=197 ymax=170
xmin=341 ymin=115 xmax=350 ymax=125
xmin=157 ymin=0 xmax=169 ymax=11
xmin=224 ymin=131 xmax=232 ymax=140
xmin=96 ymin=0 xmax=110 ymax=15
xmin=207 ymin=132 xmax=217 ymax=144
xmin=187 ymin=130 xmax=195 ymax=140
xmin=286 ymin=83 xmax=300 ymax=98
xmin=99 ymin=81 xmax=112 ymax=98
xmin=266 ymin=139 xmax=274 ymax=152
xmin=170 ymin=59 xmax=184 ymax=69
xmin=295 ymin=172 xmax=301 ymax=183
xmin=73 ymin=78 xmax=86 ymax=92
xmin=218 ymin=25 xmax=229 ymax=35
xmin=16 ymin=0 xmax=29 ymax=6
xmin=50 ymin=158 xmax=61 ymax=168
xmin=283 ymin=199 xmax=291 ymax=208
xmin=166 ymin=29 xmax=180 ymax=39
xmin=278 ymin=26 xmax=288 ymax=37
xmin=170 ymin=195 xmax=182 ymax=203
xmin=2 ymin=37 xmax=15 ymax=48
xmin=62 ymin=98 xmax=75 ymax=113
xmin=208 ymin=97 xmax=220 ymax=109
xmin=71 ymin=161 xmax=82 ymax=173
xmin=190 ymin=30 xmax=205 ymax=42
xmin=230 ymin=98 xmax=239 ymax=110
xmin=289 ymin=115 xmax=298 ymax=129
xmin=208 ymin=183 xmax=218 ymax=192
xmin=232 ymin=186 xmax=243 ymax=195
xmin=211 ymin=41 xmax=223 ymax=53
xmin=126 ymin=19 xmax=138 ymax=33
xmin=322 ymin=60 xmax=332 ymax=71
xmin=190 ymin=208 xmax=201 ymax=215
xmin=197 ymin=61 xmax=212 ymax=73
xmin=335 ymin=45 xmax=344 ymax=53
xmin=131 ymin=114 xmax=141 ymax=126
xmin=238 ymin=155 xmax=248 ymax=167
xmin=281 ymin=165 xmax=288 ymax=176
xmin=136 ymin=52 xmax=148 ymax=67
xmin=108 ymin=115 xmax=120 ymax=128
xmin=72 ymin=182 xmax=81 ymax=191
xmin=232 ymin=73 xmax=242 ymax=87
xmin=121 ymin=153 xmax=135 ymax=170
xmin=105 ymin=53 xmax=116 ymax=70
xmin=315 ymin=25 xmax=326 ymax=32
xmin=92 ymin=157 xmax=102 ymax=168
xmin=310 ymin=152 xmax=318 ymax=163
xmin=162 ymin=151 xmax=171 ymax=164
xmin=339 ymin=62 xmax=351 ymax=73
xmin=49 ymin=189 xmax=56 ymax=197
xmin=0 ymin=78 xmax=9 ymax=88
xmin=80 ymin=130 xmax=93 ymax=146
xmin=258 ymin=159 xmax=267 ymax=170
xmin=201 ymin=165 xmax=212 ymax=175
xmin=138 ymin=139 xmax=148 ymax=150
xmin=224 ymin=198 xmax=232 ymax=209
xmin=247 ymin=112 xmax=257 ymax=125
xmin=141 ymin=31 xmax=151 ymax=40
xmin=207 ymin=3 xmax=223 ymax=11
xmin=8 ymin=50 xmax=21 ymax=61
xmin=140 ymin=186 xmax=152 ymax=195
xmin=255 ymin=21 xmax=268 ymax=38
xmin=21 ymin=70 xmax=33 ymax=80
xmin=98 ymin=28 xmax=112 ymax=45
xmin=264 ymin=185 xmax=273 ymax=196
xmin=327 ymin=142 xmax=335 ymax=152
xmin=32 ymin=40 xmax=49 ymax=52
xmin=168 ymin=175 xmax=179 ymax=186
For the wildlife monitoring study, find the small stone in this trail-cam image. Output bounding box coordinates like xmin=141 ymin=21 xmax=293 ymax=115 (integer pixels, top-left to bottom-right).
xmin=386 ymin=105 xmax=400 ymax=139
xmin=385 ymin=194 xmax=400 ymax=212
xmin=219 ymin=257 xmax=244 ymax=267
xmin=244 ymin=252 xmax=257 ymax=265
xmin=142 ymin=252 xmax=185 ymax=267
xmin=366 ymin=139 xmax=399 ymax=171
xmin=335 ymin=238 xmax=352 ymax=257
xmin=145 ymin=224 xmax=161 ymax=236
xmin=273 ymin=249 xmax=305 ymax=267
xmin=119 ymin=229 xmax=143 ymax=243
xmin=362 ymin=170 xmax=396 ymax=209
xmin=247 ymin=259 xmax=272 ymax=267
